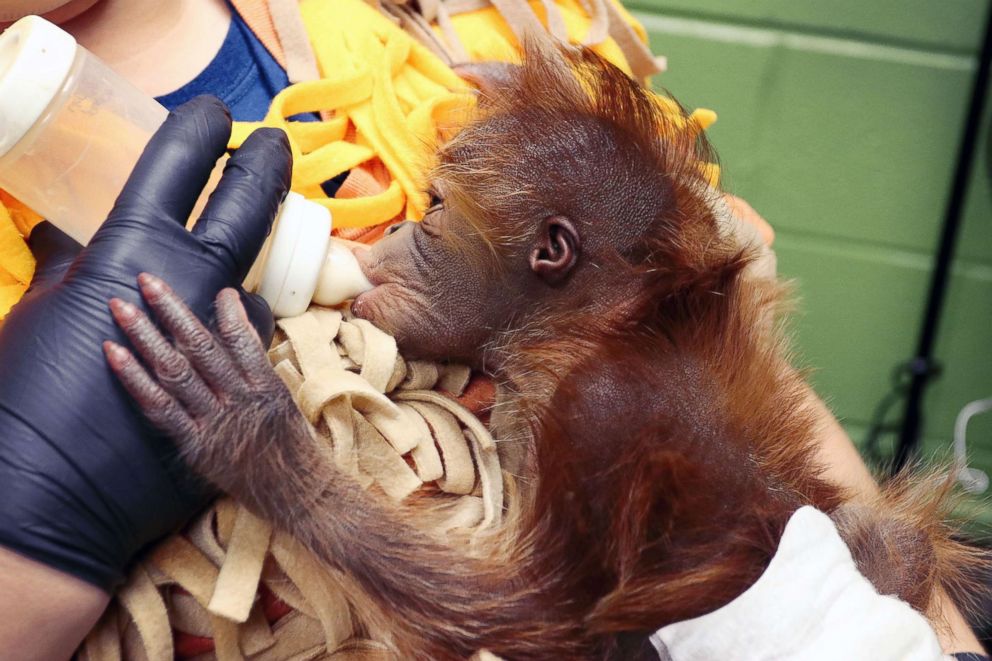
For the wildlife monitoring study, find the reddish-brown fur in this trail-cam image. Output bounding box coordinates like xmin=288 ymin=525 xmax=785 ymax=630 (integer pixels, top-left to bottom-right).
xmin=112 ymin=44 xmax=988 ymax=660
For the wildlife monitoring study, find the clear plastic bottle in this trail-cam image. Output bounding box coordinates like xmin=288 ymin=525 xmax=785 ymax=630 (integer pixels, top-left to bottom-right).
xmin=0 ymin=16 xmax=371 ymax=317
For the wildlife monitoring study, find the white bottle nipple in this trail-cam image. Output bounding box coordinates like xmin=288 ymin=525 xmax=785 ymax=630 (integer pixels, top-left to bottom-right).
xmin=312 ymin=239 xmax=374 ymax=307
xmin=255 ymin=192 xmax=373 ymax=317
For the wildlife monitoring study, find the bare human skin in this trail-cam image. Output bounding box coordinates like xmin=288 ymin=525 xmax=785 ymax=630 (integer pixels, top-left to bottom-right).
xmin=0 ymin=547 xmax=107 ymax=661
xmin=0 ymin=0 xmax=233 ymax=99
xmin=106 ymin=48 xmax=987 ymax=659
xmin=0 ymin=0 xmax=100 ymax=28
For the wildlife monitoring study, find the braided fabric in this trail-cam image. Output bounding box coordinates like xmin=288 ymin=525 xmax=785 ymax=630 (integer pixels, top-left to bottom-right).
xmin=78 ymin=307 xmax=507 ymax=661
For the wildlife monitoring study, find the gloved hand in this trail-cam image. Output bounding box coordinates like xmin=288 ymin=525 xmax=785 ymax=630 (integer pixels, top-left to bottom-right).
xmin=0 ymin=96 xmax=292 ymax=591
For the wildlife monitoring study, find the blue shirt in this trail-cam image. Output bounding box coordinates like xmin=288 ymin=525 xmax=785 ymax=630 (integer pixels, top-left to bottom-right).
xmin=156 ymin=9 xmax=344 ymax=194
xmin=155 ymin=9 xmax=292 ymax=122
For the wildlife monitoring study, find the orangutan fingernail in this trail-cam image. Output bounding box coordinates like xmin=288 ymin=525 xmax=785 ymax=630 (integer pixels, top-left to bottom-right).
xmin=110 ymin=298 xmax=138 ymax=321
xmin=103 ymin=341 xmax=130 ymax=367
xmin=137 ymin=272 xmax=165 ymax=297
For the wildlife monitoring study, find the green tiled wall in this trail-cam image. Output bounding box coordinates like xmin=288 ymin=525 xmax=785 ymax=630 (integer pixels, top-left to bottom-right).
xmin=632 ymin=2 xmax=992 ymax=529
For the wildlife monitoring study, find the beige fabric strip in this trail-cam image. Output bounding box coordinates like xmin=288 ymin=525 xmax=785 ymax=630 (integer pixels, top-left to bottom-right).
xmin=579 ymin=0 xmax=609 ymax=45
xmin=253 ymin=611 xmax=327 ymax=659
xmin=538 ymin=0 xmax=569 ymax=41
xmin=241 ymin=603 xmax=278 ymax=655
xmin=395 ymin=389 xmax=495 ymax=451
xmin=80 ymin=610 xmax=123 ymax=661
xmin=208 ymin=508 xmax=273 ymax=623
xmin=117 ymin=566 xmax=174 ymax=661
xmin=270 ymin=534 xmax=356 ymax=649
xmin=437 ymin=0 xmax=488 ymax=14
xmin=349 ymin=318 xmax=398 ymax=392
xmin=210 ymin=614 xmax=244 ymax=661
xmin=465 ymin=428 xmax=505 ymax=530
xmin=421 ymin=0 xmax=662 ymax=84
xmin=404 ymin=399 xmax=476 ymax=495
xmin=80 ymin=307 xmax=509 ymax=660
xmin=488 ymin=0 xmax=550 ymax=45
xmin=398 ymin=402 xmax=445 ymax=481
xmin=438 ymin=364 xmax=472 ymax=394
xmin=603 ymin=0 xmax=665 ymax=78
xmin=354 ymin=410 xmax=424 ymax=499
xmin=151 ymin=536 xmax=221 ymax=608
xmin=267 ymin=0 xmax=322 ymax=83
xmin=434 ymin=1 xmax=471 ymax=63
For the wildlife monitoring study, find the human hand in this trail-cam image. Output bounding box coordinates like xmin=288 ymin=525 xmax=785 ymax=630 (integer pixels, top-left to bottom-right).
xmin=724 ymin=194 xmax=774 ymax=247
xmin=719 ymin=193 xmax=776 ymax=280
xmin=0 ymin=96 xmax=292 ymax=590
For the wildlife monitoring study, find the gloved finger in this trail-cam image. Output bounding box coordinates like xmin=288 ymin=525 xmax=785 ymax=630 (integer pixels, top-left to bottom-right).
xmin=26 ymin=222 xmax=82 ymax=292
xmin=191 ymin=127 xmax=291 ymax=282
xmin=109 ymin=96 xmax=232 ymax=228
xmin=236 ymin=290 xmax=276 ymax=348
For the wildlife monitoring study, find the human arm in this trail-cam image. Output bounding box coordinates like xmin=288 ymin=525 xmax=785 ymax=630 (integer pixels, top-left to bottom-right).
xmin=0 ymin=547 xmax=108 ymax=661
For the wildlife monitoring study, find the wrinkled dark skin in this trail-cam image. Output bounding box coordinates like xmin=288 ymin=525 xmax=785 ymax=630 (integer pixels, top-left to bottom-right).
xmin=105 ymin=275 xmax=307 ymax=509
xmin=349 ymin=210 xmax=511 ymax=365
xmin=350 ymin=205 xmax=581 ymax=366
xmin=351 ymin=187 xmax=622 ymax=367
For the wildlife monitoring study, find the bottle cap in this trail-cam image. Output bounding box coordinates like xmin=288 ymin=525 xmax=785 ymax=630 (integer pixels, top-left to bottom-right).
xmin=0 ymin=16 xmax=77 ymax=159
xmin=257 ymin=192 xmax=332 ymax=318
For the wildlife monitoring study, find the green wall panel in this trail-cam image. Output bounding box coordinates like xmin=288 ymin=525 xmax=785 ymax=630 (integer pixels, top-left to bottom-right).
xmin=927 ymin=266 xmax=992 ymax=441
xmin=628 ymin=0 xmax=987 ymax=53
xmin=776 ymin=235 xmax=992 ymax=525
xmin=638 ymin=13 xmax=975 ymax=255
xmin=773 ymin=234 xmax=928 ymax=423
xmin=957 ymin=70 xmax=992 ymax=265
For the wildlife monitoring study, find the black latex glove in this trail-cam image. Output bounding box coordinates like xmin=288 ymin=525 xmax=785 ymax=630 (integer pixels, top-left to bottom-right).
xmin=0 ymin=96 xmax=291 ymax=591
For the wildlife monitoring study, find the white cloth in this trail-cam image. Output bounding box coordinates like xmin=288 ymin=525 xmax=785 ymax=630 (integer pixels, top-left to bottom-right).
xmin=651 ymin=506 xmax=950 ymax=661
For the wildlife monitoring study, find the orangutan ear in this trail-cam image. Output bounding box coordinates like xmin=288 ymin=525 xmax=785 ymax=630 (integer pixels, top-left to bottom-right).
xmin=529 ymin=216 xmax=580 ymax=284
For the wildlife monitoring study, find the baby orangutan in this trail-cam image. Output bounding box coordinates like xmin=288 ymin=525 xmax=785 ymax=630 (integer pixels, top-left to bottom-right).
xmin=105 ymin=46 xmax=984 ymax=659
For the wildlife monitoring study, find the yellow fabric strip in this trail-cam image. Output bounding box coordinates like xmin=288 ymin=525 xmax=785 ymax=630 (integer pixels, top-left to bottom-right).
xmin=0 ymin=203 xmax=34 ymax=317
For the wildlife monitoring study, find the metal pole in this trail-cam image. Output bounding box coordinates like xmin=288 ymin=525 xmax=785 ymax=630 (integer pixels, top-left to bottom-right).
xmin=894 ymin=4 xmax=992 ymax=470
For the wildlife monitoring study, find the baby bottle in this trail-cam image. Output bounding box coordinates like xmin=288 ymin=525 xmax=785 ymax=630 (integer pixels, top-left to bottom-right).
xmin=0 ymin=15 xmax=370 ymax=318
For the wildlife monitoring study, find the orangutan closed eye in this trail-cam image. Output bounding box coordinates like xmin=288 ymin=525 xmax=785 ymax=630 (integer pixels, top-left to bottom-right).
xmin=105 ymin=44 xmax=986 ymax=660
